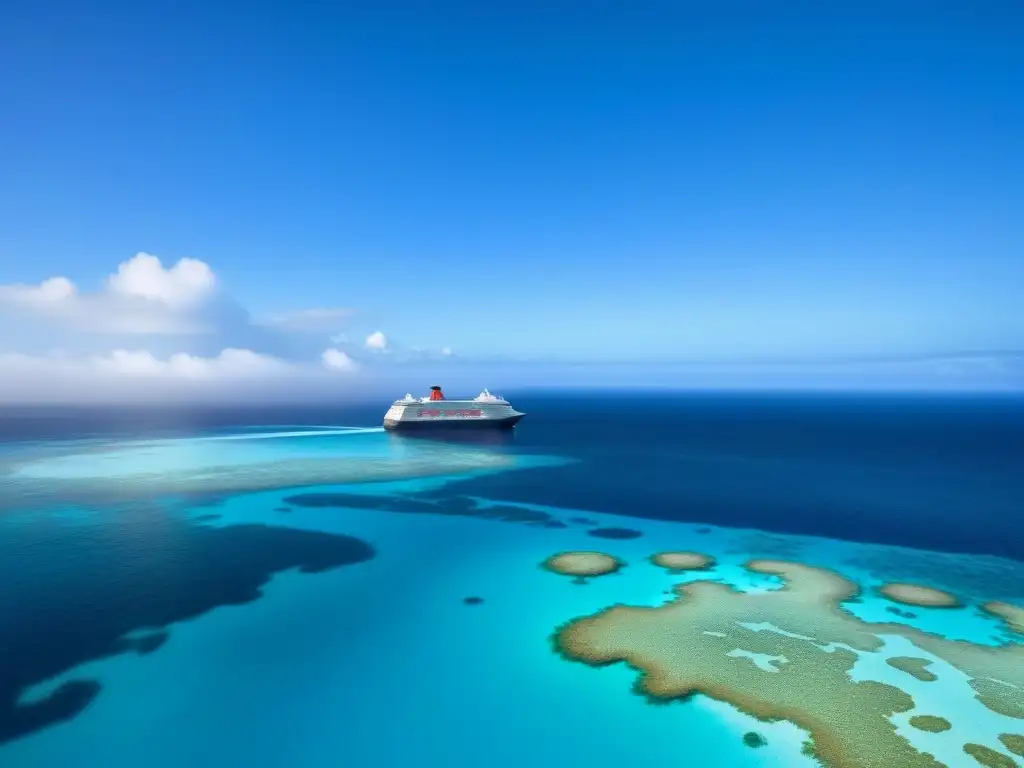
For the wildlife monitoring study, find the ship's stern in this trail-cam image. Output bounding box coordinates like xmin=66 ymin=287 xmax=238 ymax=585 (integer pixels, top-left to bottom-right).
xmin=383 ymin=403 xmax=407 ymax=430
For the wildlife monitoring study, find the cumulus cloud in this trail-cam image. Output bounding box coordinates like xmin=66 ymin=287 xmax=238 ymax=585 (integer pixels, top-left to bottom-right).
xmin=365 ymin=331 xmax=389 ymax=351
xmin=0 ymin=252 xmax=412 ymax=402
xmin=105 ymin=253 xmax=215 ymax=306
xmin=0 ymin=253 xmax=221 ymax=335
xmin=0 ymin=251 xmax=456 ymax=402
xmin=0 ymin=253 xmax=356 ymax=353
xmin=320 ymin=348 xmax=359 ymax=372
xmin=0 ymin=276 xmax=78 ymax=305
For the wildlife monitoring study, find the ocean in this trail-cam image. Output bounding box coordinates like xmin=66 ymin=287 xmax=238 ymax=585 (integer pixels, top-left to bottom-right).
xmin=1 ymin=391 xmax=1022 ymax=768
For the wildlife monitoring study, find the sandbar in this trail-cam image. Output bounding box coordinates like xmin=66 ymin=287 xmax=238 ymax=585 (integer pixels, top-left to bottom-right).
xmin=553 ymin=557 xmax=1024 ymax=768
xmin=886 ymin=656 xmax=937 ymax=682
xmin=909 ymin=715 xmax=950 ymax=733
xmin=878 ymin=583 xmax=961 ymax=608
xmin=981 ymin=601 xmax=1024 ymax=635
xmin=542 ymin=552 xmax=623 ymax=578
xmin=5 ymin=452 xmax=526 ymax=508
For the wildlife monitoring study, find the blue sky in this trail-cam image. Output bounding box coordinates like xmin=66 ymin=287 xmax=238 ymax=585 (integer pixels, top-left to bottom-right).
xmin=0 ymin=2 xmax=1021 ymax=398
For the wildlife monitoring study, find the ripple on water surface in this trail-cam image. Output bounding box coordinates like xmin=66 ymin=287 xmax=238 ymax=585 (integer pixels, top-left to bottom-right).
xmin=1 ymin=426 xmax=1022 ymax=768
xmin=0 ymin=427 xmax=565 ymax=509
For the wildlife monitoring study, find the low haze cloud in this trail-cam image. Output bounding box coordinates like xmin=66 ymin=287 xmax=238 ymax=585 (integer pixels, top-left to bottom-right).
xmin=1 ymin=253 xmax=1018 ymax=404
xmin=268 ymin=307 xmax=356 ymax=332
xmin=0 ymin=252 xmax=452 ymax=403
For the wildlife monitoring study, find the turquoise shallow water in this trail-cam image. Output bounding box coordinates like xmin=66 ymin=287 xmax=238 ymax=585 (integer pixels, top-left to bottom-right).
xmin=1 ymin=408 xmax=1022 ymax=767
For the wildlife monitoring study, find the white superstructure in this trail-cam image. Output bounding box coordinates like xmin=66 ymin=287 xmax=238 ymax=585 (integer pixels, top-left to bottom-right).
xmin=383 ymin=388 xmax=525 ymax=430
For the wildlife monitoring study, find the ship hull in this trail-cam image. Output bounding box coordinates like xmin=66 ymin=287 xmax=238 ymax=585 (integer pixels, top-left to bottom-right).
xmin=383 ymin=394 xmax=524 ymax=431
xmin=384 ymin=414 xmax=523 ymax=431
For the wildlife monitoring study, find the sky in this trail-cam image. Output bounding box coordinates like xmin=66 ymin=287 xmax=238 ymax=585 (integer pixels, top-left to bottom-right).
xmin=0 ymin=1 xmax=1022 ymax=401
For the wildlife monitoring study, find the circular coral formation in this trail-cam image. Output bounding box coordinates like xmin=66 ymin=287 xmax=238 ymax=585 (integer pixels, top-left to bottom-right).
xmin=909 ymin=715 xmax=951 ymax=733
xmin=651 ymin=551 xmax=715 ymax=571
xmin=542 ymin=551 xmax=623 ymax=578
xmin=878 ymin=583 xmax=961 ymax=608
xmin=743 ymin=731 xmax=767 ymax=748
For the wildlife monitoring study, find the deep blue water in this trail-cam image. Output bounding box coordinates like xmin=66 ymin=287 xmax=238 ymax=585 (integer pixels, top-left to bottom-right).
xmin=4 ymin=391 xmax=1020 ymax=558
xmin=481 ymin=391 xmax=1024 ymax=560
xmin=1 ymin=391 xmax=1022 ymax=766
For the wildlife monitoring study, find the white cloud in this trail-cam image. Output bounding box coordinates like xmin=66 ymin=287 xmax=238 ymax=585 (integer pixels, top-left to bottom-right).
xmin=320 ymin=347 xmax=359 ymax=372
xmin=365 ymin=330 xmax=389 ymax=351
xmin=0 ymin=252 xmax=398 ymax=402
xmin=440 ymin=346 xmax=453 ymax=356
xmin=104 ymin=348 xmax=292 ymax=377
xmin=0 ymin=276 xmax=78 ymax=305
xmin=0 ymin=252 xmax=356 ymax=366
xmin=105 ymin=253 xmax=215 ymax=306
xmin=0 ymin=348 xmax=292 ymax=379
xmin=0 ymin=348 xmax=375 ymax=403
xmin=0 ymin=253 xmax=222 ymax=335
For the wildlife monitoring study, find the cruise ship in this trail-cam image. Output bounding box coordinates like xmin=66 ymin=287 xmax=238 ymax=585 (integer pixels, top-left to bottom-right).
xmin=383 ymin=386 xmax=525 ymax=431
